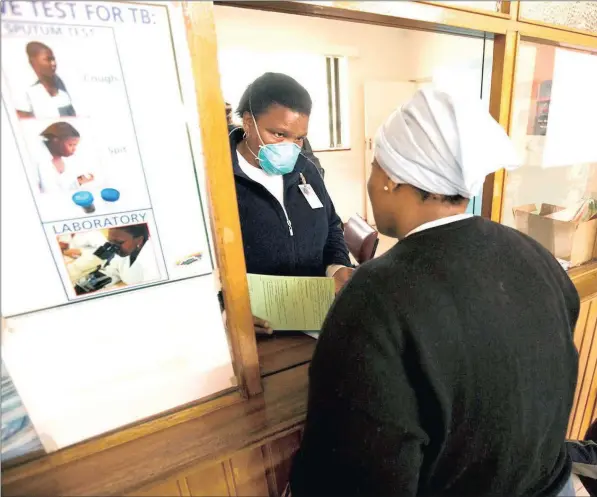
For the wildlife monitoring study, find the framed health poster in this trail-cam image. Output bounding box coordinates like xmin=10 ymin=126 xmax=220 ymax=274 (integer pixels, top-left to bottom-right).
xmin=1 ymin=0 xmax=214 ymax=316
xmin=0 ymin=2 xmax=237 ymax=456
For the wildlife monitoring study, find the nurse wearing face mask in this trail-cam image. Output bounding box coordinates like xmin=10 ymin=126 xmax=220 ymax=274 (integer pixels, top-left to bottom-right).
xmin=231 ymin=73 xmax=352 ymax=334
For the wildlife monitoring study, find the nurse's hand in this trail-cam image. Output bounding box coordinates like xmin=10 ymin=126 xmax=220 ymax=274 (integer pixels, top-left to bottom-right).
xmin=333 ymin=267 xmax=354 ymax=294
xmin=253 ymin=315 xmax=273 ymax=335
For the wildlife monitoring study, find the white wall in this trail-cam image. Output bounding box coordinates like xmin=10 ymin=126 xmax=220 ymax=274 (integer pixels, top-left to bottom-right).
xmin=214 ymin=6 xmax=411 ymax=220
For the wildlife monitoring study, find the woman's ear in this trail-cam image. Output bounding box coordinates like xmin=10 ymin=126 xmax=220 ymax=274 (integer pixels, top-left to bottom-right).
xmin=387 ymin=177 xmax=400 ymax=193
xmin=242 ymin=112 xmax=253 ymax=137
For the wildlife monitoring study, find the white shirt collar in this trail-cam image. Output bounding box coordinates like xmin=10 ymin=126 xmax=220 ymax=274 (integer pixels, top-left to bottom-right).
xmin=405 ymin=213 xmax=473 ymax=238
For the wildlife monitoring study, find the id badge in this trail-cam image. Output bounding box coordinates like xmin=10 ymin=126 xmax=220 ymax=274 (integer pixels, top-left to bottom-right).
xmin=299 ymin=184 xmax=324 ymax=209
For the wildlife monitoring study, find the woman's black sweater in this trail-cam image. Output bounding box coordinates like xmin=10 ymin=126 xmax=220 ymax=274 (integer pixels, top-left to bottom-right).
xmin=291 ymin=216 xmax=579 ymax=496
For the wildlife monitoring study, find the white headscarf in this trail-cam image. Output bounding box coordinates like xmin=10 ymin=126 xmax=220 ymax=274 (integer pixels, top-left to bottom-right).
xmin=374 ymin=88 xmax=520 ymax=198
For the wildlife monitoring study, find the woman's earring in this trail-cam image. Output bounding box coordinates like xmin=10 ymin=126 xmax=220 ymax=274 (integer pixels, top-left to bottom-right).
xmin=383 ymin=186 xmax=389 ymax=192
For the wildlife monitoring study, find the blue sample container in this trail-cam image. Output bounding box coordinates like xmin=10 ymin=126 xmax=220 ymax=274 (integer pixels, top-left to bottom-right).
xmin=72 ymin=191 xmax=95 ymax=213
xmin=101 ymin=188 xmax=120 ymax=202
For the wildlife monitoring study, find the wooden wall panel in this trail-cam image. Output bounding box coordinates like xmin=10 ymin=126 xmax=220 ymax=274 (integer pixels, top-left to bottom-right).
xmin=579 ymin=370 xmax=597 ymax=438
xmin=127 ymin=479 xmax=186 ymax=497
xmin=568 ymin=297 xmax=597 ymax=439
xmin=228 ymin=447 xmax=270 ymax=496
xmin=185 ymin=464 xmax=232 ymax=497
xmin=262 ymin=429 xmax=302 ymax=497
xmin=568 ymin=300 xmax=592 ymax=436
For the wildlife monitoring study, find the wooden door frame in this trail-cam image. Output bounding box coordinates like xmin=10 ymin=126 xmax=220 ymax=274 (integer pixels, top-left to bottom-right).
xmin=183 ymin=2 xmax=261 ymax=398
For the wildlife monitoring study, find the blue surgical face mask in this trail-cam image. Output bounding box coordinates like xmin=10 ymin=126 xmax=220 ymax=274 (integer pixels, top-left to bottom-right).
xmin=250 ymin=113 xmax=301 ymax=175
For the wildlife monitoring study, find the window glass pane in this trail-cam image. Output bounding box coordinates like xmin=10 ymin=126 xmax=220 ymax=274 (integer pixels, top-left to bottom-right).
xmin=428 ymin=35 xmax=493 ymax=215
xmin=503 ymin=41 xmax=597 ymax=269
xmin=519 ymin=1 xmax=597 ymax=33
xmin=429 ymin=39 xmax=493 ymax=110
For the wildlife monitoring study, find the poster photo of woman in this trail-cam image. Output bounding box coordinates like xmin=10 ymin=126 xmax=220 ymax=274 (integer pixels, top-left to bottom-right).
xmin=1 ymin=25 xmax=130 ymax=123
xmin=15 ymin=41 xmax=77 ymax=120
xmin=17 ymin=117 xmax=103 ymax=221
xmin=37 ymin=121 xmax=95 ymax=193
xmin=16 ymin=116 xmax=151 ymax=222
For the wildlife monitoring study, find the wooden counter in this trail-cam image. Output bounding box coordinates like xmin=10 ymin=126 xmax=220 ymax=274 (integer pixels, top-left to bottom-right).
xmin=1 ymin=335 xmax=316 ymax=497
xmin=258 ymin=333 xmax=317 ymax=377
xmin=1 ymin=363 xmax=310 ymax=497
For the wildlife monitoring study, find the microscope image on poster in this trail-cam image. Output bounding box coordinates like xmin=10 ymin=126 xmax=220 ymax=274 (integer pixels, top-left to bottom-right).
xmin=58 ymin=222 xmax=163 ymax=297
xmin=68 ymin=240 xmax=119 ymax=295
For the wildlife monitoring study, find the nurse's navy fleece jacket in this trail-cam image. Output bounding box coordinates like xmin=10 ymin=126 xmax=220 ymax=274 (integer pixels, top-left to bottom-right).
xmin=230 ymin=129 xmax=350 ymax=277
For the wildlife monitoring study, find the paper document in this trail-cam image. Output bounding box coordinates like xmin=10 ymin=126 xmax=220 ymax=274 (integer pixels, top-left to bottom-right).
xmin=247 ymin=274 xmax=335 ymax=331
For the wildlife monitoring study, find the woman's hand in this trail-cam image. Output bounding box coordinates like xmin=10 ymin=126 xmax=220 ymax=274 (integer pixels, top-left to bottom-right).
xmin=333 ymin=267 xmax=354 ymax=294
xmin=254 ymin=315 xmax=273 ymax=335
xmin=77 ymin=174 xmax=94 ymax=185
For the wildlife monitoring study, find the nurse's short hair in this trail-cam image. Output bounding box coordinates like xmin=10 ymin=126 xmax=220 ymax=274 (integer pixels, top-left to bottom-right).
xmin=237 ymin=72 xmax=312 ymax=119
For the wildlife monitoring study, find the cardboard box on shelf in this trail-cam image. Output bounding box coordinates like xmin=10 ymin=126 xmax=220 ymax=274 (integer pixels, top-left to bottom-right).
xmin=513 ymin=203 xmax=597 ymax=267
